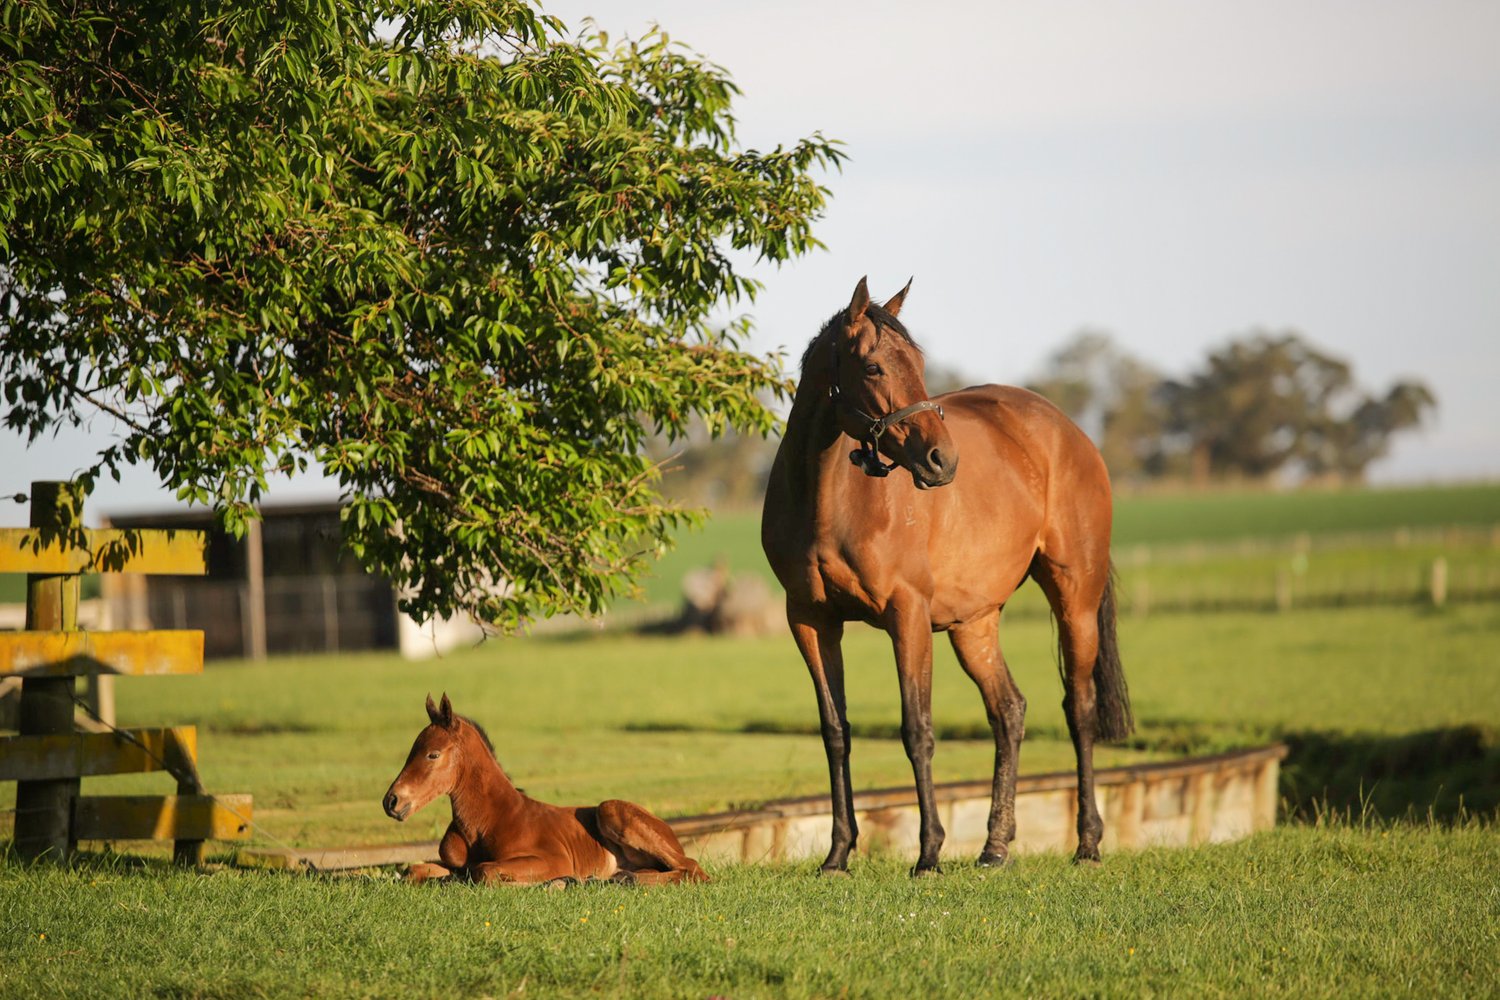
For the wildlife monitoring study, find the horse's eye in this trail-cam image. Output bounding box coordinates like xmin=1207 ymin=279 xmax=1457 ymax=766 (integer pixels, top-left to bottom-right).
xmin=426 ymin=751 xmax=441 ymax=760
xmin=864 ymin=362 xmax=882 ymax=376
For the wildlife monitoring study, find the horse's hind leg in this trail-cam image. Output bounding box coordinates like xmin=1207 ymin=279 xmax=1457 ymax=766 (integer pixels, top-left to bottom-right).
xmin=1032 ymin=557 xmax=1109 ymax=863
xmin=596 ymin=799 xmax=709 ymax=884
xmin=948 ymin=610 xmax=1026 ymax=867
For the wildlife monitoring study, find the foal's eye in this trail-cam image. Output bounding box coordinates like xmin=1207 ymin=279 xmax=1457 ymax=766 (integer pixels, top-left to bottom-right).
xmin=426 ymin=752 xmax=441 ymax=760
xmin=864 ymin=362 xmax=883 ymax=376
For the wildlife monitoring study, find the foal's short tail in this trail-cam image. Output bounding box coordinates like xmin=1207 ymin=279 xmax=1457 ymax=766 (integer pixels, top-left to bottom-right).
xmin=1091 ymin=568 xmax=1135 ymax=743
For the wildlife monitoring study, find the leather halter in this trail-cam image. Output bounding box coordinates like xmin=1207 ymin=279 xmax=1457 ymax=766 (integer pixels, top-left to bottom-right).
xmin=827 ymin=338 xmax=945 ymax=478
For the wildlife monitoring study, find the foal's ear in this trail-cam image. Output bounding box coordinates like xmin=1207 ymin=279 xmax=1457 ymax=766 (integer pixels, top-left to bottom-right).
xmin=425 ymin=692 xmax=456 ymax=728
xmin=846 ymin=276 xmax=871 ymax=325
xmin=883 ymin=277 xmax=913 ymax=317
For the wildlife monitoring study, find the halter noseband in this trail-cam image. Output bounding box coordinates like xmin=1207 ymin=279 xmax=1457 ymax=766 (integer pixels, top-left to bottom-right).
xmin=827 ymin=338 xmax=945 ymax=478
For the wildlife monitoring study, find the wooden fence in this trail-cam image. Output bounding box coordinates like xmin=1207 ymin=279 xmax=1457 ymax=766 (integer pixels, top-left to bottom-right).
xmin=987 ymin=524 xmax=1500 ymax=619
xmin=0 ymin=481 xmax=251 ymax=863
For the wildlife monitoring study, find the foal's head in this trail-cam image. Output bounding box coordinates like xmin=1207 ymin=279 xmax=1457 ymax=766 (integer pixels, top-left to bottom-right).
xmin=814 ymin=277 xmax=958 ymax=488
xmin=383 ymin=693 xmax=490 ymax=821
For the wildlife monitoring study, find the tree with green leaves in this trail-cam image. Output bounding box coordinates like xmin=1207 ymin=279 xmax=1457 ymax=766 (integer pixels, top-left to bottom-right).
xmin=1156 ymin=331 xmax=1435 ymax=484
xmin=0 ymin=1 xmax=842 ymax=628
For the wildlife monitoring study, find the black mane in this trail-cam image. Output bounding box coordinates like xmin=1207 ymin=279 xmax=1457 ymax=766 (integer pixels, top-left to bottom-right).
xmin=799 ymin=302 xmax=920 ymax=373
xmin=460 ymin=714 xmax=498 ymax=759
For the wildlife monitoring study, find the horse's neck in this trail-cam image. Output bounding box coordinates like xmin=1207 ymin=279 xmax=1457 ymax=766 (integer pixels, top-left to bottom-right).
xmin=447 ymin=732 xmax=523 ymax=836
xmin=783 ymin=360 xmax=855 ymax=505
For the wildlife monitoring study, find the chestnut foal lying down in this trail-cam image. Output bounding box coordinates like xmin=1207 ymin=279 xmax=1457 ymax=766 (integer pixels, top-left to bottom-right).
xmin=383 ymin=694 xmax=708 ymax=886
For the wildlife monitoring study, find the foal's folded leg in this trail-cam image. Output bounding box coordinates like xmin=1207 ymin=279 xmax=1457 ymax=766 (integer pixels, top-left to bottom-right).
xmin=404 ymin=862 xmax=455 ymax=884
xmin=471 ymin=857 xmax=574 ymax=887
xmin=596 ymin=799 xmax=710 ymax=884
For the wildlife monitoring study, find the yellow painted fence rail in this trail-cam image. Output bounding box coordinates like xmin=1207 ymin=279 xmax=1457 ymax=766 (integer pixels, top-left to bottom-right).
xmin=1 ymin=481 xmax=251 ymax=864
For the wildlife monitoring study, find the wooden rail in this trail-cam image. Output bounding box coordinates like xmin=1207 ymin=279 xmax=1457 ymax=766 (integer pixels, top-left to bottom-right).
xmin=1 ymin=481 xmax=251 ymax=864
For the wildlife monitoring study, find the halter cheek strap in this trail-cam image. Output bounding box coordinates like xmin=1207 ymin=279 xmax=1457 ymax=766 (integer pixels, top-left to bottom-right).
xmin=827 ymin=342 xmax=945 ymax=477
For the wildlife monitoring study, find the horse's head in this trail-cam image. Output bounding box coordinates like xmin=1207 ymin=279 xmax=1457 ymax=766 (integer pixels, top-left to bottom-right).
xmin=383 ymin=693 xmax=469 ymax=822
xmin=827 ymin=277 xmax=958 ymax=489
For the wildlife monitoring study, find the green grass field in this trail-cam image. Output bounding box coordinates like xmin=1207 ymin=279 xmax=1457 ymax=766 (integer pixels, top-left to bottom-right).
xmin=11 ymin=595 xmax=1500 ymax=1000
xmin=3 ymin=483 xmax=1499 ymax=997
xmin=3 ymin=822 xmax=1495 ymax=998
xmin=3 ymin=604 xmax=1495 ymax=847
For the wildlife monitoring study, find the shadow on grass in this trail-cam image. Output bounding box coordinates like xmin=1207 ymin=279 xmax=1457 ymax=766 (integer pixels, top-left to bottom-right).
xmin=624 ymin=718 xmax=1499 ymax=822
xmin=624 ymin=716 xmax=1266 ymax=754
xmin=1281 ymin=725 xmax=1500 ymax=822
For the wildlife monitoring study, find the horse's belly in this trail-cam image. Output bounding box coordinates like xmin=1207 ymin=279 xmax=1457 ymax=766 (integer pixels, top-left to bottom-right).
xmin=793 ymin=540 xmax=1029 ymax=626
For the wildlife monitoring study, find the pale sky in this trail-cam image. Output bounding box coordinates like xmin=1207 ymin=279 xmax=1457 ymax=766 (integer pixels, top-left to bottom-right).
xmin=5 ymin=0 xmax=1498 ymax=519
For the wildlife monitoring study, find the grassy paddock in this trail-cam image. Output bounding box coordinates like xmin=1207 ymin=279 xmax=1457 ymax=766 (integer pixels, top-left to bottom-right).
xmin=2 ymin=820 xmax=1495 ymax=999
xmin=1 ymin=561 xmax=1497 ymax=997
xmin=3 ymin=604 xmax=1495 ymax=848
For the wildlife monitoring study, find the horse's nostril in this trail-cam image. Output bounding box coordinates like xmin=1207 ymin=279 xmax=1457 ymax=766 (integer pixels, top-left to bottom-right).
xmin=929 ymin=448 xmax=944 ymax=468
xmin=384 ymin=792 xmax=398 ymax=814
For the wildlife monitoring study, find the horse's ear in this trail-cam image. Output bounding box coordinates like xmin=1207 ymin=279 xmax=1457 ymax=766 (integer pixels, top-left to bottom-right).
xmin=425 ymin=693 xmax=441 ymax=725
xmin=847 ymin=276 xmax=871 ymax=325
xmin=883 ymin=277 xmax=913 ymax=317
xmin=438 ymin=693 xmax=457 ymax=729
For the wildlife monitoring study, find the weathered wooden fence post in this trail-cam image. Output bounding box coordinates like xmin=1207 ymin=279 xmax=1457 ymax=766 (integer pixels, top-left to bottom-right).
xmin=13 ymin=482 xmax=84 ymax=860
xmin=1430 ymin=557 xmax=1448 ymax=608
xmin=1274 ymin=569 xmax=1293 ymax=613
xmin=1 ymin=481 xmax=252 ymax=865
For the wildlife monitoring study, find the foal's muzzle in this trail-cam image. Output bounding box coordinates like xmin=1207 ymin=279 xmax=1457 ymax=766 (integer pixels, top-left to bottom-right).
xmin=383 ymin=790 xmax=410 ymax=821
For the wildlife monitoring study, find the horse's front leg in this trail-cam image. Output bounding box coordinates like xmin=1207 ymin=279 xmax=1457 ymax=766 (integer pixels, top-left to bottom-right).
xmin=949 ymin=611 xmax=1027 ymax=867
xmin=889 ymin=599 xmax=944 ymax=875
xmin=788 ymin=609 xmax=857 ymax=874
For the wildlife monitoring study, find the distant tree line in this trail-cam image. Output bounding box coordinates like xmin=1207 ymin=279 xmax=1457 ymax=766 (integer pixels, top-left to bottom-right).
xmin=658 ymin=329 xmax=1436 ymax=506
xmin=1025 ymin=330 xmax=1436 ymax=487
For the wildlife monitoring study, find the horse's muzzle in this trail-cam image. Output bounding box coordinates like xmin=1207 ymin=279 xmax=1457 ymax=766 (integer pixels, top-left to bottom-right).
xmin=913 ymin=449 xmax=958 ymax=489
xmin=383 ymin=790 xmax=410 ymax=821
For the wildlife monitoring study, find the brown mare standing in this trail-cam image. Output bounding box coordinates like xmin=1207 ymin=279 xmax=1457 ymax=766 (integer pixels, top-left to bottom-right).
xmin=761 ymin=278 xmax=1133 ymax=876
xmin=383 ymin=694 xmax=708 ymax=886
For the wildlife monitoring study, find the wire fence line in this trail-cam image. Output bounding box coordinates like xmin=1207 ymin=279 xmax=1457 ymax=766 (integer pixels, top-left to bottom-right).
xmin=1106 ymin=558 xmax=1500 ymax=618
xmin=1113 ymin=522 xmax=1500 ymax=567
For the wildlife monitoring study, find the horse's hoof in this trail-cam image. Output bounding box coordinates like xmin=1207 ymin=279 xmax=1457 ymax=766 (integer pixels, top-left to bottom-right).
xmin=608 ymin=870 xmax=638 ymax=886
xmin=543 ymin=876 xmax=580 ymax=891
xmin=817 ymin=866 xmax=852 ymax=879
xmin=1071 ymin=851 xmax=1102 ymax=868
xmin=909 ymin=864 xmax=944 ymax=879
xmin=975 ymin=851 xmax=1012 ymax=869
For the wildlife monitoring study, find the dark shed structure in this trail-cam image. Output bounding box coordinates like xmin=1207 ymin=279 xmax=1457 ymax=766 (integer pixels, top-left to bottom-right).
xmin=101 ymin=503 xmax=399 ymax=659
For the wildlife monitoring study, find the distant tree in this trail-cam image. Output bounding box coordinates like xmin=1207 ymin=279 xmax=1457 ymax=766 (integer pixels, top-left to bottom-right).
xmin=1300 ymin=381 xmax=1438 ymax=484
xmin=1025 ymin=331 xmax=1166 ymax=481
xmin=1156 ymin=331 xmax=1435 ymax=484
xmin=0 ymin=1 xmax=841 ymax=629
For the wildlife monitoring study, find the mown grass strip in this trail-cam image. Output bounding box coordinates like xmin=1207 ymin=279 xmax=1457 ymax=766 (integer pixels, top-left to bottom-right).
xmin=1 ymin=821 xmax=1495 ymax=999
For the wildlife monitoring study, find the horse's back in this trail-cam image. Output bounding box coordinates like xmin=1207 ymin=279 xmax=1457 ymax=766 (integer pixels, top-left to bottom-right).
xmin=938 ymin=383 xmax=1109 ymax=488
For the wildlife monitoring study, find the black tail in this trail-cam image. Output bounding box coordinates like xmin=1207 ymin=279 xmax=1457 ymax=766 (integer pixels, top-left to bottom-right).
xmin=1091 ymin=568 xmax=1134 ymax=742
